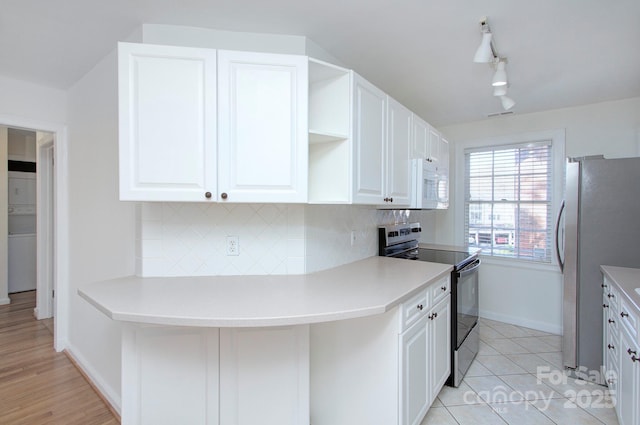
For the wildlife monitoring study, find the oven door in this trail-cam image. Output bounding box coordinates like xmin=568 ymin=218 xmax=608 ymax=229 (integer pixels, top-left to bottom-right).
xmin=456 ymin=258 xmax=480 ymax=347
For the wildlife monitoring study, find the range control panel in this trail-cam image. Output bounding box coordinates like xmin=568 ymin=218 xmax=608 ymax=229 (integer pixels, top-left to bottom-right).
xmin=378 ymin=222 xmax=422 ymax=248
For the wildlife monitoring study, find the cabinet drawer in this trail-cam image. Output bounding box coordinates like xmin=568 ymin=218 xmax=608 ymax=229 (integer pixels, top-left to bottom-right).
xmin=400 ymin=289 xmax=429 ymax=332
xmin=430 ymin=275 xmax=450 ymax=306
xmin=603 ymin=282 xmax=620 ymax=310
xmin=619 ymin=298 xmax=638 ymax=340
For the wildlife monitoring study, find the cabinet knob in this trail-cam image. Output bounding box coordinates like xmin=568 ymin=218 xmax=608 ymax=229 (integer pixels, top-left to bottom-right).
xmin=621 ymin=311 xmax=629 ymax=318
xmin=632 ymin=355 xmax=640 ymax=363
xmin=221 ymin=192 xmax=228 ymax=200
xmin=628 ymin=348 xmax=637 ymax=356
xmin=603 ymin=303 xmax=609 ymax=309
xmin=417 ymin=304 xmax=423 ymax=311
xmin=608 ymin=293 xmax=615 ymax=299
xmin=602 ymin=283 xmax=608 ymax=288
xmin=389 ymin=197 xmax=393 ymax=203
xmin=608 ymin=344 xmax=615 ymax=350
xmin=441 ymin=286 xmax=447 ymax=292
xmin=608 ymin=318 xmax=616 ymax=324
xmin=433 ymin=312 xmax=438 ymax=318
xmin=205 ymin=191 xmax=212 ymax=199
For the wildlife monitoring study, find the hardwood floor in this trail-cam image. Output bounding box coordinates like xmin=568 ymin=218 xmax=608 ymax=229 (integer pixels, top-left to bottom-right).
xmin=0 ymin=291 xmax=119 ymax=425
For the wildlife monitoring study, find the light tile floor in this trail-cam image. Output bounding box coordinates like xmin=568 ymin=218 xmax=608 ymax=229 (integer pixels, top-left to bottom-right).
xmin=421 ymin=318 xmax=620 ymax=425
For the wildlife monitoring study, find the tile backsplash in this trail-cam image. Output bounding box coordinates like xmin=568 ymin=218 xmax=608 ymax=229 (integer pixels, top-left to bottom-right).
xmin=137 ymin=203 xmax=421 ymax=277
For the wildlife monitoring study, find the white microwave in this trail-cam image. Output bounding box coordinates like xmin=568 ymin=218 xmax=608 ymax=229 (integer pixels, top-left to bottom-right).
xmin=411 ymin=158 xmax=448 ymax=209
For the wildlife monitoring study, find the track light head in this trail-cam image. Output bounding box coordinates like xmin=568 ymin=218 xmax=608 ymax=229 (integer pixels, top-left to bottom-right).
xmin=500 ymin=95 xmax=516 ymax=110
xmin=492 ymin=59 xmax=508 ymax=87
xmin=473 ymin=31 xmax=494 ymax=63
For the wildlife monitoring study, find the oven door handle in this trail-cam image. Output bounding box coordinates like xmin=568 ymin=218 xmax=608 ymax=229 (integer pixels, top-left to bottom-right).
xmin=457 ymin=259 xmax=481 ymax=278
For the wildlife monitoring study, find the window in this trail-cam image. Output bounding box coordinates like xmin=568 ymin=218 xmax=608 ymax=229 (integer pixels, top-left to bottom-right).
xmin=465 ymin=141 xmax=553 ymax=262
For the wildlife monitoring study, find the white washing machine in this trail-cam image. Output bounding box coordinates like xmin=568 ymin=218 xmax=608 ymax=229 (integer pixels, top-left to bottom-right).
xmin=8 ymin=233 xmax=37 ymax=293
xmin=8 ymin=202 xmax=37 ymax=294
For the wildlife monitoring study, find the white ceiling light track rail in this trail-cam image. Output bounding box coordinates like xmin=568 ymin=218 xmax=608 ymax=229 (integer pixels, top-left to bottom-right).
xmin=473 ymin=17 xmax=515 ymax=111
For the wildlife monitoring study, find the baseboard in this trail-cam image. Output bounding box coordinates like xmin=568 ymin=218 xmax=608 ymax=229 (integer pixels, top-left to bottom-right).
xmin=0 ymin=297 xmax=10 ymax=305
xmin=479 ymin=309 xmax=563 ymax=335
xmin=64 ymin=344 xmax=122 ymax=420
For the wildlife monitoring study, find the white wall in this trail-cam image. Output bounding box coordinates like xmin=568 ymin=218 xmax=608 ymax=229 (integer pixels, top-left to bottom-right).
xmin=0 ymin=75 xmax=67 ymax=125
xmin=435 ymin=96 xmax=640 ymax=333
xmin=66 ymin=49 xmax=136 ymax=410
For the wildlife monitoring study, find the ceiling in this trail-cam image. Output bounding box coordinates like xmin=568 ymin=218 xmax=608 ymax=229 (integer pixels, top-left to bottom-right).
xmin=2 ymin=0 xmax=639 ymax=127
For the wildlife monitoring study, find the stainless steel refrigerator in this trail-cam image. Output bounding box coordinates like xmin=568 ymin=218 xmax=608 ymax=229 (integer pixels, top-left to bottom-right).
xmin=560 ymin=156 xmax=640 ymax=383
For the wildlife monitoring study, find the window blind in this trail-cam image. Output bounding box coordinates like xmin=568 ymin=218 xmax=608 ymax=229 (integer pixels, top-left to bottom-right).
xmin=465 ymin=141 xmax=553 ymax=262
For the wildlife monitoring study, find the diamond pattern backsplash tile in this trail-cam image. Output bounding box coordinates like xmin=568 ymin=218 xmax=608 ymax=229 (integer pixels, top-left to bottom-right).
xmin=138 ymin=203 xmax=307 ymax=277
xmin=137 ymin=202 xmax=422 ymax=277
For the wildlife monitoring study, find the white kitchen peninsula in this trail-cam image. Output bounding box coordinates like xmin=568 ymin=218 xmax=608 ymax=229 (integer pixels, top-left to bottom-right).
xmin=80 ymin=256 xmax=452 ymax=425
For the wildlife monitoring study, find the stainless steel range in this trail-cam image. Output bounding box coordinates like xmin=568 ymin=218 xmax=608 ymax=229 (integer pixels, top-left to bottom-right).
xmin=378 ymin=222 xmax=480 ymax=387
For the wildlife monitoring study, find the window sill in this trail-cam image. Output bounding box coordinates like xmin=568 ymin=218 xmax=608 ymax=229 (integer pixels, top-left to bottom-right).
xmin=477 ymin=254 xmax=562 ymax=273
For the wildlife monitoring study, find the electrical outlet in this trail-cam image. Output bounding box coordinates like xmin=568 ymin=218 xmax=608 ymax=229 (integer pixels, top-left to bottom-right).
xmin=226 ymin=236 xmax=239 ymax=256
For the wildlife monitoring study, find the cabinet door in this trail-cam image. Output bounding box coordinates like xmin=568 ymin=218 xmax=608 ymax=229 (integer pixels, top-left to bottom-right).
xmin=219 ymin=326 xmax=309 ymax=425
xmin=352 ymin=73 xmax=386 ymax=204
xmin=618 ymin=327 xmax=639 ymax=425
xmin=411 ymin=115 xmax=429 ymax=160
xmin=386 ymin=97 xmax=411 ymax=206
xmin=121 ymin=326 xmax=220 ymax=425
xmin=217 ymin=51 xmax=308 ymax=203
xmin=427 ymin=127 xmax=440 ymax=164
xmin=399 ymin=316 xmax=429 ymax=425
xmin=428 ymin=296 xmax=451 ymax=405
xmin=438 ymin=136 xmax=450 ymax=171
xmin=118 ymin=42 xmax=217 ymax=201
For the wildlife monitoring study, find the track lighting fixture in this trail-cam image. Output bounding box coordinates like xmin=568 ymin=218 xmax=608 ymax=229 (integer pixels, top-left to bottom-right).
xmin=473 ymin=17 xmax=515 ymax=111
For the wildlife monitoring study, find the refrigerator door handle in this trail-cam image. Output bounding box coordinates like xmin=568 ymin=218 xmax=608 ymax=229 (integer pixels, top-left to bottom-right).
xmin=555 ymin=200 xmax=565 ymax=272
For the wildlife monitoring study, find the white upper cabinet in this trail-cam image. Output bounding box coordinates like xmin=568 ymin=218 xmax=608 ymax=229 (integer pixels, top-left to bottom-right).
xmin=351 ymin=73 xmax=387 ymax=204
xmin=217 ymin=51 xmax=308 ymax=203
xmin=118 ymin=42 xmax=217 ymax=202
xmin=411 ymin=116 xmax=429 ymax=161
xmin=118 ymin=44 xmax=308 ymax=203
xmin=438 ymin=136 xmax=450 ymax=170
xmin=412 ymin=115 xmax=441 ymax=165
xmin=386 ymin=97 xmax=412 ymax=206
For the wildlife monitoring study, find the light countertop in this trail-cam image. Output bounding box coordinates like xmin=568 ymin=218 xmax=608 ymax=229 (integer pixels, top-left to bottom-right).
xmin=79 ymin=256 xmax=452 ymax=328
xmin=601 ymin=265 xmax=640 ymax=312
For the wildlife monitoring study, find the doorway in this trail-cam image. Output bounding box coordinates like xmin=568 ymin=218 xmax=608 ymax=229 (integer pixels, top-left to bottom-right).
xmin=3 ymin=127 xmax=54 ymax=318
xmin=0 ymin=117 xmax=68 ymax=352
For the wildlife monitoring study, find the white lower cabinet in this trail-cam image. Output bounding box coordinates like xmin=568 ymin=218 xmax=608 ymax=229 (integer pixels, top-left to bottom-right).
xmin=429 ymin=296 xmax=451 ymax=405
xmin=121 ymin=324 xmax=309 ymax=425
xmin=400 ymin=315 xmax=429 ymax=425
xmin=311 ymin=276 xmax=451 ymax=425
xmin=603 ymin=276 xmax=640 ymax=425
xmin=618 ymin=326 xmax=639 ymax=425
